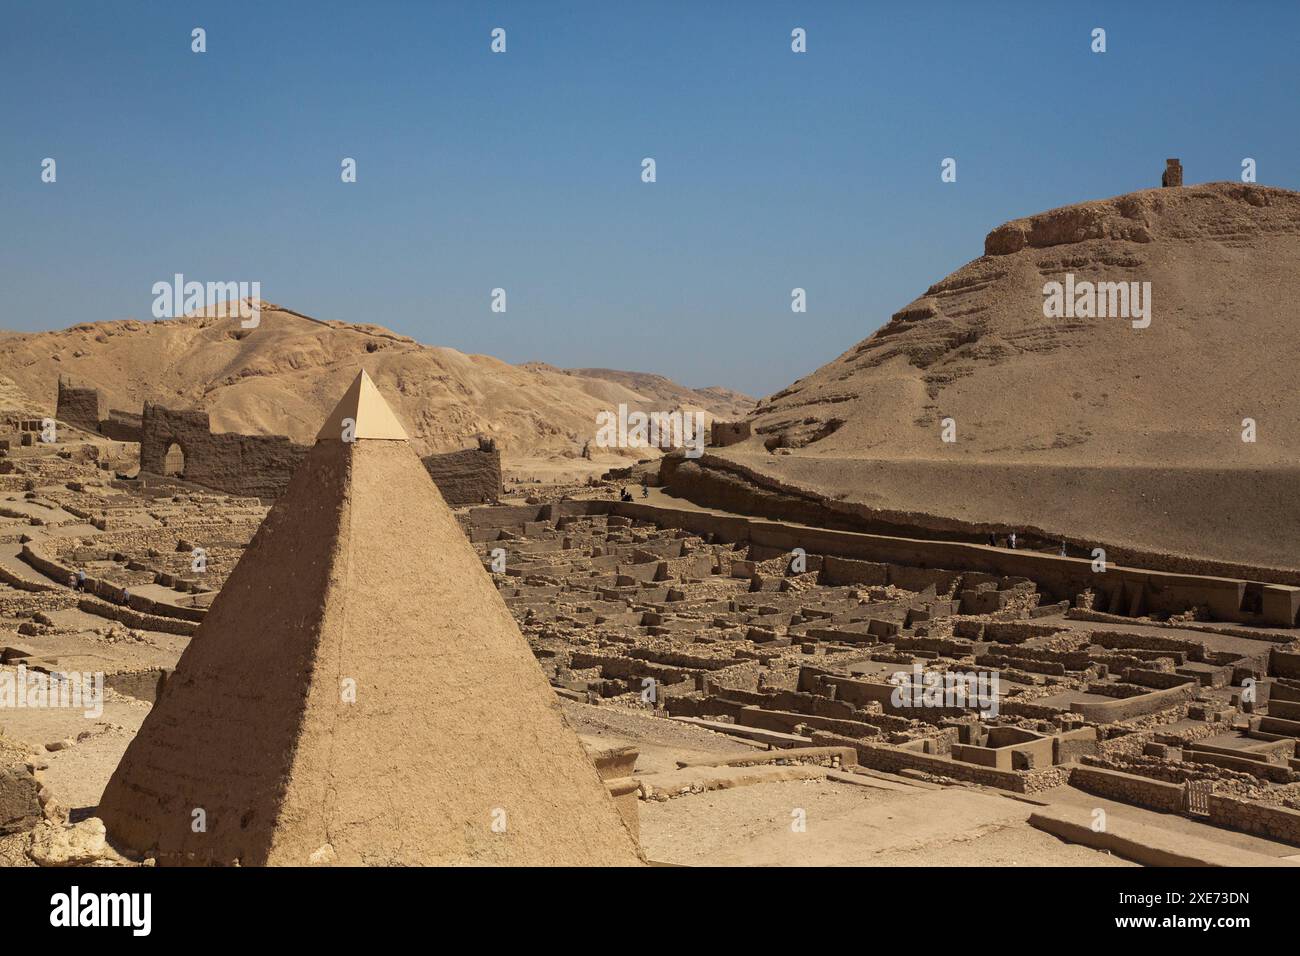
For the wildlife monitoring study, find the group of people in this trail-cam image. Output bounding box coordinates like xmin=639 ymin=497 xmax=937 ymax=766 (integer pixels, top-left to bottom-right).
xmin=985 ymin=533 xmax=1070 ymax=557
xmin=618 ymin=485 xmax=649 ymax=502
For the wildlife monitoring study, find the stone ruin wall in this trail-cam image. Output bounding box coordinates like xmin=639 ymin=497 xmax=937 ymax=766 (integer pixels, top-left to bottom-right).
xmin=55 ymin=378 xmax=142 ymax=442
xmin=55 ymin=378 xmax=105 ymax=433
xmin=419 ymin=441 xmax=501 ymax=506
xmin=139 ymin=403 xmax=308 ymax=500
xmin=709 ymin=420 xmax=751 ymax=447
xmin=1071 ymin=764 xmax=1300 ymax=846
xmin=139 ymin=401 xmax=502 ymax=505
xmin=99 ymin=409 xmax=143 ymax=442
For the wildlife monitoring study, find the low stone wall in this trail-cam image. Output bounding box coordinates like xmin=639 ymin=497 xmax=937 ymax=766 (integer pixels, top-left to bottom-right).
xmin=104 ymin=668 xmax=171 ymax=704
xmin=1125 ymin=668 xmax=1200 ymax=690
xmin=19 ymin=542 xmax=202 ymax=633
xmin=0 ymin=562 xmax=57 ymax=593
xmin=1183 ymin=749 xmax=1296 ymax=783
xmin=1268 ymin=698 xmax=1300 ymax=721
xmin=1055 ymin=727 xmax=1100 ymax=763
xmin=1090 ymin=629 xmax=1206 ymax=660
xmin=983 ymin=622 xmax=1063 ymax=645
xmin=1069 ymin=765 xmax=1186 ymax=813
xmin=810 ymin=731 xmax=1069 ymax=793
xmin=1271 ymin=649 xmax=1300 ymax=680
xmin=821 ymin=555 xmax=889 ymax=587
xmin=1207 ymin=794 xmax=1300 ymax=847
xmin=1068 ymin=682 xmax=1196 ymax=723
xmin=77 ymin=599 xmax=198 ymax=637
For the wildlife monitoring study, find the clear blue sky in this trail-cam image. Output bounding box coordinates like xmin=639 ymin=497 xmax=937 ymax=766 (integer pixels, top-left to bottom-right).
xmin=2 ymin=0 xmax=1296 ymax=398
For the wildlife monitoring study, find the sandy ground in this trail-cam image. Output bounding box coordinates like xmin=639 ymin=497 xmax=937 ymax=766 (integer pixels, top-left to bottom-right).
xmin=504 ymin=454 xmax=644 ymax=488
xmin=0 ymin=689 xmax=148 ymax=813
xmin=639 ymin=779 xmax=1134 ymax=867
xmin=562 ymin=702 xmax=1128 ymax=867
xmin=564 ymin=701 xmax=1300 ymax=867
xmin=562 ymin=700 xmax=760 ymax=774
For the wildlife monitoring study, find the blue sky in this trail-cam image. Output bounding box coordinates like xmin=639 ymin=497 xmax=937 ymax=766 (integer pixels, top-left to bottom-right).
xmin=2 ymin=0 xmax=1296 ymax=398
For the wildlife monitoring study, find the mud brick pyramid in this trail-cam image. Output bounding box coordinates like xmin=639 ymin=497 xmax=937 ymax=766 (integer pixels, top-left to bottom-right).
xmin=97 ymin=370 xmax=642 ymax=866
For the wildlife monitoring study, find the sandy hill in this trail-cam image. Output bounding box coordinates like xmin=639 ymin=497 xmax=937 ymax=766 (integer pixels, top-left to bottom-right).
xmin=0 ymin=307 xmax=753 ymax=462
xmin=689 ymin=182 xmax=1300 ymax=571
xmin=752 ymin=182 xmax=1300 ymax=464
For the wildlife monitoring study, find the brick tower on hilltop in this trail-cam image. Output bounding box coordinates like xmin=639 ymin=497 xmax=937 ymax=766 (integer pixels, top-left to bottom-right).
xmin=1162 ymin=158 xmax=1183 ymax=187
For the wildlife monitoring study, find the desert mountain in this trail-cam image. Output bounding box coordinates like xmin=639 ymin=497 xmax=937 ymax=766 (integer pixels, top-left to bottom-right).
xmin=0 ymin=307 xmax=753 ymax=461
xmin=751 ymin=182 xmax=1300 ymax=466
xmin=690 ymin=182 xmax=1300 ymax=571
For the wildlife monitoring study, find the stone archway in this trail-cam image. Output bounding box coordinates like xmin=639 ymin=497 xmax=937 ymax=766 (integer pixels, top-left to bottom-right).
xmin=163 ymin=441 xmax=186 ymax=478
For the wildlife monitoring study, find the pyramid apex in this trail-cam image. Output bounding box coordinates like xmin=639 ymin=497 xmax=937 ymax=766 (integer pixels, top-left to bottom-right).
xmin=317 ymin=369 xmax=409 ymax=441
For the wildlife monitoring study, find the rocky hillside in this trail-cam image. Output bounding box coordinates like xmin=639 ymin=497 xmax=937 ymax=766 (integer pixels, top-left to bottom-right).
xmin=681 ymin=182 xmax=1300 ymax=571
xmin=0 ymin=306 xmax=753 ymax=461
xmin=750 ymin=182 xmax=1300 ymax=468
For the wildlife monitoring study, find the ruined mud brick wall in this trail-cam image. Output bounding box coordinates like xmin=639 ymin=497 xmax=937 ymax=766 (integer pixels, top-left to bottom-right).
xmin=1183 ymin=749 xmax=1295 ymax=783
xmin=139 ymin=396 xmax=502 ymax=504
xmin=104 ymin=668 xmax=172 ymax=705
xmin=420 ymin=441 xmax=501 ymax=506
xmin=55 ymin=378 xmax=142 ymax=442
xmin=1270 ymin=648 xmax=1300 ymax=679
xmin=139 ymin=403 xmax=308 ymax=499
xmin=55 ymin=378 xmax=105 ymax=433
xmin=1089 ymin=630 xmax=1206 ymax=659
xmin=710 ymin=420 xmax=751 ymax=447
xmin=99 ymin=408 xmax=142 ymax=442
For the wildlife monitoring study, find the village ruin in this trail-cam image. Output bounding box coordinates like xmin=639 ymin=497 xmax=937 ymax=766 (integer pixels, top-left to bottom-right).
xmin=2 ymin=367 xmax=1300 ymax=868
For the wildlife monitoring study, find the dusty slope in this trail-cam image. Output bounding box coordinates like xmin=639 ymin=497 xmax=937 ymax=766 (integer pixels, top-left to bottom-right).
xmin=0 ymin=374 xmax=40 ymax=417
xmin=705 ymin=182 xmax=1300 ymax=570
xmin=0 ymin=307 xmax=752 ymax=461
xmin=752 ymin=182 xmax=1300 ymax=464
